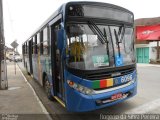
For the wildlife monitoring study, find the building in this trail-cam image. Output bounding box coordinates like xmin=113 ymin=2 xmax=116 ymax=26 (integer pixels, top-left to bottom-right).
xmin=135 ymin=17 xmax=160 ymax=64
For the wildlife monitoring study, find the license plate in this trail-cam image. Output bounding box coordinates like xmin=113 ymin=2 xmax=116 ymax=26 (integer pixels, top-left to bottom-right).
xmin=111 ymin=93 xmax=122 ymax=100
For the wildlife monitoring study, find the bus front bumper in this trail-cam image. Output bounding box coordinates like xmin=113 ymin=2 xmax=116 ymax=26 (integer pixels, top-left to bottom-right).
xmin=66 ymin=81 xmax=137 ymax=112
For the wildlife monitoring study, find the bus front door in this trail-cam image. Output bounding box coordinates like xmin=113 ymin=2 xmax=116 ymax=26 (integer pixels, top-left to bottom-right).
xmin=51 ymin=25 xmax=65 ymax=102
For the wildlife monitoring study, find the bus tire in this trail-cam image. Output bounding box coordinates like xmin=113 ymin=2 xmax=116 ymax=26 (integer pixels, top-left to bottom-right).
xmin=44 ymin=76 xmax=54 ymax=101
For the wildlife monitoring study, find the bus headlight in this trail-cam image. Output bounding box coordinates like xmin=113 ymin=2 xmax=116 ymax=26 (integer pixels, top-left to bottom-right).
xmin=67 ymin=80 xmax=95 ymax=95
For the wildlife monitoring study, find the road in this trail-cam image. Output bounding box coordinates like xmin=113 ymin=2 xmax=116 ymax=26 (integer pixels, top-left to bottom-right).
xmin=18 ymin=62 xmax=160 ymax=120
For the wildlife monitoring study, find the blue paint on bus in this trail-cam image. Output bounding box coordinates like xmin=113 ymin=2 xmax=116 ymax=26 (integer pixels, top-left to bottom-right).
xmin=22 ymin=1 xmax=137 ymax=112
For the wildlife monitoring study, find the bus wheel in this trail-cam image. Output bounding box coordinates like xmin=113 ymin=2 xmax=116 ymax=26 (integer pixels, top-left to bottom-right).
xmin=44 ymin=76 xmax=54 ymax=101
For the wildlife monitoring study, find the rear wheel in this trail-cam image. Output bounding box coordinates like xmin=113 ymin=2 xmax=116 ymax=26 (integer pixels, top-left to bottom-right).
xmin=44 ymin=76 xmax=54 ymax=100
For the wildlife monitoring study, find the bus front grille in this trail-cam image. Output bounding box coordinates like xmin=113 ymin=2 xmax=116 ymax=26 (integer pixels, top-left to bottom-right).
xmin=85 ymin=67 xmax=135 ymax=80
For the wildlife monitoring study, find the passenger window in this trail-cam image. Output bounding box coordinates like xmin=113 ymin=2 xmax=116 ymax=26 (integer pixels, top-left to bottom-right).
xmin=43 ymin=27 xmax=49 ymax=55
xmin=25 ymin=43 xmax=27 ymax=54
xmin=37 ymin=33 xmax=40 ymax=44
xmin=40 ymin=27 xmax=49 ymax=55
xmin=32 ymin=38 xmax=34 ymax=54
xmin=40 ymin=31 xmax=43 ymax=55
xmin=26 ymin=42 xmax=28 ymax=54
xmin=34 ymin=35 xmax=37 ymax=54
xmin=43 ymin=41 xmax=49 ymax=55
xmin=37 ymin=33 xmax=40 ymax=54
xmin=22 ymin=45 xmax=25 ymax=55
xmin=43 ymin=28 xmax=48 ymax=41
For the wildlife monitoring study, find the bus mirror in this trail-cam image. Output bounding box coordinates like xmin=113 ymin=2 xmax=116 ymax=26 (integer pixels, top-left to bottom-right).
xmin=57 ymin=29 xmax=64 ymax=50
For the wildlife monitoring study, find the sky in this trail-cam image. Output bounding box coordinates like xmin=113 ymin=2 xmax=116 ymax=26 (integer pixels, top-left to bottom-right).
xmin=2 ymin=0 xmax=160 ymax=53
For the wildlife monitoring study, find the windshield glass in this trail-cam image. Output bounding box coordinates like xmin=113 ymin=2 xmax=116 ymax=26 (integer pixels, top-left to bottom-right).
xmin=110 ymin=26 xmax=135 ymax=66
xmin=66 ymin=23 xmax=135 ymax=70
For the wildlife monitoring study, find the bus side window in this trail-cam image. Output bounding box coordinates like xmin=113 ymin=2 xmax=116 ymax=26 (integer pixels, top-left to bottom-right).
xmin=32 ymin=38 xmax=34 ymax=54
xmin=43 ymin=41 xmax=49 ymax=55
xmin=43 ymin=27 xmax=49 ymax=55
xmin=22 ymin=45 xmax=25 ymax=55
xmin=26 ymin=42 xmax=28 ymax=55
xmin=40 ymin=31 xmax=43 ymax=55
xmin=37 ymin=33 xmax=40 ymax=54
xmin=34 ymin=35 xmax=37 ymax=54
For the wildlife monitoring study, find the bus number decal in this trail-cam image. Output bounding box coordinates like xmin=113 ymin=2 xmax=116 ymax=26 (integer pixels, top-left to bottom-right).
xmin=121 ymin=74 xmax=132 ymax=83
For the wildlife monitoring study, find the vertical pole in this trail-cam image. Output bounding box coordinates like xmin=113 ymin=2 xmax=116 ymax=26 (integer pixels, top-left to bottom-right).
xmin=0 ymin=0 xmax=7 ymax=89
xmin=0 ymin=31 xmax=1 ymax=85
xmin=0 ymin=0 xmax=3 ymax=87
xmin=157 ymin=41 xmax=159 ymax=60
xmin=14 ymin=48 xmax=16 ymax=75
xmin=0 ymin=0 xmax=2 ymax=86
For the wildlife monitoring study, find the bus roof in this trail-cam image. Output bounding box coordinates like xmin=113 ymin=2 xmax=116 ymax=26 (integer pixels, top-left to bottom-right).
xmin=23 ymin=1 xmax=133 ymax=45
xmin=66 ymin=1 xmax=133 ymax=14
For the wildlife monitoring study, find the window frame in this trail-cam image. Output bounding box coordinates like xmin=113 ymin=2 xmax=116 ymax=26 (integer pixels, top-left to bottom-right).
xmin=26 ymin=42 xmax=28 ymax=55
xmin=40 ymin=26 xmax=49 ymax=55
xmin=40 ymin=30 xmax=43 ymax=55
xmin=34 ymin=35 xmax=38 ymax=54
xmin=31 ymin=38 xmax=34 ymax=54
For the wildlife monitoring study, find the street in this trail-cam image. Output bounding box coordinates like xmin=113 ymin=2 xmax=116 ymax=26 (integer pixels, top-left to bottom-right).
xmin=1 ymin=0 xmax=160 ymax=120
xmin=17 ymin=62 xmax=160 ymax=120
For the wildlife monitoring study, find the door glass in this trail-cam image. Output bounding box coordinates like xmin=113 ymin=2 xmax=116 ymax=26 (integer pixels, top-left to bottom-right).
xmin=53 ymin=24 xmax=65 ymax=100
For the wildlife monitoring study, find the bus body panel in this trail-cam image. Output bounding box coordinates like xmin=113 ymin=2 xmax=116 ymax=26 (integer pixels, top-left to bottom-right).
xmin=66 ymin=70 xmax=137 ymax=89
xmin=65 ymin=69 xmax=137 ymax=111
xmin=65 ymin=80 xmax=137 ymax=112
xmin=32 ymin=55 xmax=39 ymax=80
xmin=39 ymin=55 xmax=51 ymax=86
xmin=25 ymin=56 xmax=30 ymax=73
xmin=22 ymin=1 xmax=137 ymax=112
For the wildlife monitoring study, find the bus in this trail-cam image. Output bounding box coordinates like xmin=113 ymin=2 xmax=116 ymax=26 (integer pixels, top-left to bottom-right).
xmin=22 ymin=1 xmax=137 ymax=112
xmin=0 ymin=0 xmax=7 ymax=90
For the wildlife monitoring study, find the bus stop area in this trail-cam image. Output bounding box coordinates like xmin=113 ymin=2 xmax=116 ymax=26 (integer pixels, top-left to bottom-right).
xmin=0 ymin=61 xmax=50 ymax=120
xmin=1 ymin=1 xmax=160 ymax=120
xmin=1 ymin=61 xmax=159 ymax=120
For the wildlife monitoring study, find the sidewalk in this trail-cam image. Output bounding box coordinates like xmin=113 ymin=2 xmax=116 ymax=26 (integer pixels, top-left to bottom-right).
xmin=137 ymin=63 xmax=160 ymax=67
xmin=0 ymin=62 xmax=50 ymax=120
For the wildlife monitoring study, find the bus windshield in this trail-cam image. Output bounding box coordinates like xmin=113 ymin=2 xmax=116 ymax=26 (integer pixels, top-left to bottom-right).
xmin=66 ymin=23 xmax=135 ymax=70
xmin=110 ymin=26 xmax=135 ymax=66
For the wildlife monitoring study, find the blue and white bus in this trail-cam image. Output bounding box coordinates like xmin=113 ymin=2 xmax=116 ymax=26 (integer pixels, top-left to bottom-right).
xmin=22 ymin=1 xmax=137 ymax=112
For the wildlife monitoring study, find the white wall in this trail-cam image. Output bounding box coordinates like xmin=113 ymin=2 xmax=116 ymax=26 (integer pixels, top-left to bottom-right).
xmin=135 ymin=44 xmax=149 ymax=48
xmin=149 ymin=42 xmax=158 ymax=47
xmin=149 ymin=47 xmax=157 ymax=61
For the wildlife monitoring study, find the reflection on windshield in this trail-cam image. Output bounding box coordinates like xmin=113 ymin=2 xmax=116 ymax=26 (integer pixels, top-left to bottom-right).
xmin=110 ymin=26 xmax=135 ymax=66
xmin=66 ymin=24 xmax=135 ymax=70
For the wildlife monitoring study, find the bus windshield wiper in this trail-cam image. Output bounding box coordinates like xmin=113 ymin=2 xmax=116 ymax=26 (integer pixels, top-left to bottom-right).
xmin=88 ymin=20 xmax=109 ymax=44
xmin=114 ymin=29 xmax=121 ymax=57
xmin=114 ymin=25 xmax=125 ymax=56
xmin=119 ymin=24 xmax=125 ymax=43
xmin=88 ymin=24 xmax=104 ymax=44
xmin=103 ymin=28 xmax=109 ymax=56
xmin=88 ymin=20 xmax=110 ymax=57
